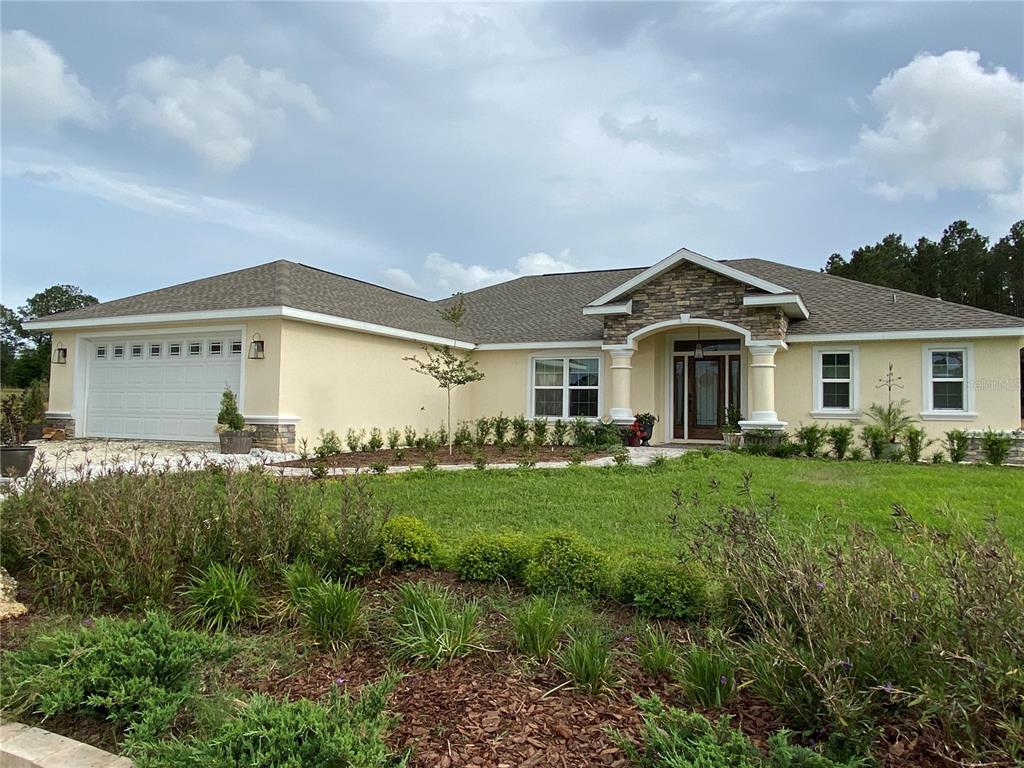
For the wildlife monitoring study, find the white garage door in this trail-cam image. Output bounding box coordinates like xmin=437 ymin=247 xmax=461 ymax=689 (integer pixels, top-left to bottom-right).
xmin=85 ymin=333 xmax=243 ymax=442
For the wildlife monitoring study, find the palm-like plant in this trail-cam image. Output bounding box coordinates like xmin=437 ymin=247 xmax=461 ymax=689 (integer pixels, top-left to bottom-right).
xmin=865 ymin=398 xmax=915 ymax=443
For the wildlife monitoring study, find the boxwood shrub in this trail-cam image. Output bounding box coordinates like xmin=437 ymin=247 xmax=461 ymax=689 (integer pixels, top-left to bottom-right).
xmin=615 ymin=556 xmax=709 ymax=619
xmin=524 ymin=531 xmax=609 ymax=598
xmin=454 ymin=532 xmax=532 ymax=583
xmin=380 ymin=516 xmax=441 ymax=570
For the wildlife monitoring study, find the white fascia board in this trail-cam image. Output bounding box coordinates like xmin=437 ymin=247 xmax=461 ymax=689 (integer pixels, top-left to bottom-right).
xmin=586 ymin=247 xmax=791 ymax=307
xmin=581 ymin=300 xmax=632 ymax=316
xmin=25 ymin=305 xmax=476 ymax=350
xmin=787 ymin=327 xmax=1024 ymax=343
xmin=475 ymin=339 xmax=604 ymax=351
xmin=277 ymin=307 xmax=475 ymax=349
xmin=742 ymin=293 xmax=809 ymax=320
xmin=23 ymin=307 xmax=281 ymax=330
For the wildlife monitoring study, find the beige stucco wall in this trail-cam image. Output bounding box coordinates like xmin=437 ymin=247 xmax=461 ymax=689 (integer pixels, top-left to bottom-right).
xmin=46 ymin=330 xmax=76 ymax=414
xmin=774 ymin=336 xmax=1023 ymax=439
xmin=278 ymin=319 xmax=459 ymax=444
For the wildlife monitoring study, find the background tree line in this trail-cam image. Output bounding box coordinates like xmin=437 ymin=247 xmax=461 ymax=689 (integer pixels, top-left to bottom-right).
xmin=823 ymin=219 xmax=1024 ymax=318
xmin=1 ymin=285 xmax=98 ymax=388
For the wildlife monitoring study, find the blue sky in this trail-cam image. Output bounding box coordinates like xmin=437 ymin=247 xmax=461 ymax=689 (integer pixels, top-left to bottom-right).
xmin=2 ymin=2 xmax=1022 ymax=308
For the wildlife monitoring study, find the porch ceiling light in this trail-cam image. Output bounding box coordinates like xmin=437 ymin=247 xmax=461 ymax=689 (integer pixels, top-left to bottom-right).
xmin=52 ymin=343 xmax=68 ymax=364
xmin=247 ymin=332 xmax=265 ymax=360
xmin=694 ymin=328 xmax=704 ymax=360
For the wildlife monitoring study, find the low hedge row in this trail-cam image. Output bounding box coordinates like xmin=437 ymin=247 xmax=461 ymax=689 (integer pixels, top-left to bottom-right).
xmin=382 ymin=517 xmax=713 ymax=619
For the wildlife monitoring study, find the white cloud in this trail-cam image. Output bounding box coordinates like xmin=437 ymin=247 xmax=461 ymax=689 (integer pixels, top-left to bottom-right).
xmin=857 ymin=50 xmax=1023 ymax=204
xmin=383 ymin=250 xmax=578 ymax=296
xmin=1 ymin=29 xmax=106 ymax=129
xmin=119 ymin=54 xmax=328 ymax=171
xmin=3 ymin=151 xmax=350 ymax=250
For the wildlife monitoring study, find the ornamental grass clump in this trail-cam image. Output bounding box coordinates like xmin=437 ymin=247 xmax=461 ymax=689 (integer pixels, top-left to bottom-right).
xmin=297 ymin=580 xmax=364 ymax=646
xmin=511 ymin=595 xmax=568 ymax=661
xmin=634 ymin=624 xmax=678 ymax=679
xmin=390 ymin=582 xmax=484 ymax=668
xmin=681 ymin=473 xmax=1024 ymax=761
xmin=183 ymin=563 xmax=260 ymax=632
xmin=556 ymin=628 xmax=616 ymax=695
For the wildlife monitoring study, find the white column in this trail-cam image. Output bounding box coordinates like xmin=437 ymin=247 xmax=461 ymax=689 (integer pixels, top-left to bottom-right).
xmin=608 ymin=348 xmax=634 ymax=423
xmin=738 ymin=344 xmax=787 ymax=431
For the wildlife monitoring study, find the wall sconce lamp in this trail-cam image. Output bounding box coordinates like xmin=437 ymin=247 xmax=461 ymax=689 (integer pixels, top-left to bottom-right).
xmin=247 ymin=333 xmax=265 ymax=360
xmin=52 ymin=344 xmax=68 ymax=364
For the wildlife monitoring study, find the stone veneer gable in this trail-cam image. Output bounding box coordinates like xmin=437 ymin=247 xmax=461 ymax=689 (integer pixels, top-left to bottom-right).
xmin=602 ymin=260 xmax=789 ymax=345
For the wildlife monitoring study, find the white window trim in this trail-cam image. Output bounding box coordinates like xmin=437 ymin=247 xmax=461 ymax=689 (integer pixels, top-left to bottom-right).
xmin=209 ymin=340 xmax=224 ymax=356
xmin=527 ymin=352 xmax=604 ymax=420
xmin=168 ymin=342 xmax=182 ymax=357
xmin=112 ymin=344 xmax=125 ymax=359
xmin=130 ymin=343 xmax=144 ymax=359
xmin=811 ymin=346 xmax=859 ymax=419
xmin=921 ymin=343 xmax=977 ymax=420
xmin=187 ymin=341 xmax=203 ymax=357
xmin=95 ymin=345 xmax=107 ymax=359
xmin=149 ymin=343 xmax=162 ymax=358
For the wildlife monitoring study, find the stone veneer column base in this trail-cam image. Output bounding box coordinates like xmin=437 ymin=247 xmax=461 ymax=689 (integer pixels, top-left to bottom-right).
xmin=43 ymin=413 xmax=76 ymax=438
xmin=250 ymin=422 xmax=296 ymax=453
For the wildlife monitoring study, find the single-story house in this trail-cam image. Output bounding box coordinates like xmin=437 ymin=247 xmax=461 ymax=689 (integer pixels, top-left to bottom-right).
xmin=26 ymin=248 xmax=1024 ymax=452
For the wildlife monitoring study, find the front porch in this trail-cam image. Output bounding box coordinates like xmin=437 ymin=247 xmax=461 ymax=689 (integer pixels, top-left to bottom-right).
xmin=604 ymin=321 xmax=788 ymax=444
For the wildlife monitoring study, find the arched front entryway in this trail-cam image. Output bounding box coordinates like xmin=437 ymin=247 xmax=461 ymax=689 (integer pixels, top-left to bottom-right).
xmin=604 ymin=314 xmax=786 ymax=442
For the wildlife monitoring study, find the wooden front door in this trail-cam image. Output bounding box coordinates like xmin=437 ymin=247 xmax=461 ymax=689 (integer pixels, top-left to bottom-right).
xmin=688 ymin=357 xmax=724 ymax=440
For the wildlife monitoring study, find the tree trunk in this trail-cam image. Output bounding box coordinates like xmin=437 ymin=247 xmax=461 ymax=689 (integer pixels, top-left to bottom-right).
xmin=447 ymin=388 xmax=453 ymax=455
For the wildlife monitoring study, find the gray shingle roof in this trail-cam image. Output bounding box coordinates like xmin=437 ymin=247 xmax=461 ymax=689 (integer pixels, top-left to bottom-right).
xmin=724 ymin=259 xmax=1024 ymax=336
xmin=38 ymin=260 xmax=468 ymax=340
xmin=35 ymin=257 xmax=1023 ymax=342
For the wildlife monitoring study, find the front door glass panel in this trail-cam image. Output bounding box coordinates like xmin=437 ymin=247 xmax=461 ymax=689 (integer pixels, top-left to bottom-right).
xmin=694 ymin=360 xmax=720 ymax=427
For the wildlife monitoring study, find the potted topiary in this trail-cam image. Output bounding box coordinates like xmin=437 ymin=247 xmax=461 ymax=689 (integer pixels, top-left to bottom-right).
xmin=1 ymin=393 xmax=36 ymax=477
xmin=721 ymin=406 xmax=743 ymax=449
xmin=634 ymin=413 xmax=657 ymax=446
xmin=215 ymin=386 xmax=254 ymax=454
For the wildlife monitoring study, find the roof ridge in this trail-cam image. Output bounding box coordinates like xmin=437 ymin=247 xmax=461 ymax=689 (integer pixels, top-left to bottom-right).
xmin=294 ymin=262 xmax=432 ymax=303
xmin=732 ymin=258 xmax=1024 ymax=324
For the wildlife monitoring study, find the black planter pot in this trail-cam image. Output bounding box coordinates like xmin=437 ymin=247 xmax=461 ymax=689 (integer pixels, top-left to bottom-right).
xmin=219 ymin=431 xmax=254 ymax=455
xmin=1 ymin=445 xmax=37 ymax=478
xmin=639 ymin=426 xmax=654 ymax=447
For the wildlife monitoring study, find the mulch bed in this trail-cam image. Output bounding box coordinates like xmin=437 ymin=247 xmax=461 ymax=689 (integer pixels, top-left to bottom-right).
xmin=274 ymin=445 xmax=604 ymax=469
xmin=0 ymin=572 xmax=983 ymax=767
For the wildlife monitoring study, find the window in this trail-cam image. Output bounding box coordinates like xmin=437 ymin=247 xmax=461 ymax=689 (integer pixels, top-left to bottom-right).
xmin=96 ymin=345 xmax=107 ymax=359
xmin=230 ymin=340 xmax=243 ymax=355
xmin=188 ymin=342 xmax=202 ymax=357
xmin=168 ymin=343 xmax=181 ymax=357
xmin=532 ymin=357 xmax=600 ymax=418
xmin=813 ymin=347 xmax=858 ymax=415
xmin=112 ymin=344 xmax=124 ymax=359
xmin=930 ymin=349 xmax=965 ymax=410
xmin=209 ymin=341 xmax=223 ymax=356
xmin=131 ymin=344 xmax=143 ymax=358
xmin=149 ymin=343 xmax=161 ymax=358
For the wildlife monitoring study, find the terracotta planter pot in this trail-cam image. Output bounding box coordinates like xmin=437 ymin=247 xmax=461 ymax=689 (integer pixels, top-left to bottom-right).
xmin=1 ymin=445 xmax=36 ymax=477
xmin=219 ymin=431 xmax=253 ymax=455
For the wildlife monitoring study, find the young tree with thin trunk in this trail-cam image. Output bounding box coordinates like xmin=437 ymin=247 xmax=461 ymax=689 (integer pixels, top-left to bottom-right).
xmin=404 ymin=294 xmax=484 ymax=455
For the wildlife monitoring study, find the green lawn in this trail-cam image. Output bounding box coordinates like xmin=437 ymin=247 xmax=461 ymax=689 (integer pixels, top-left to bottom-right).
xmin=366 ymin=452 xmax=1023 ymax=557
